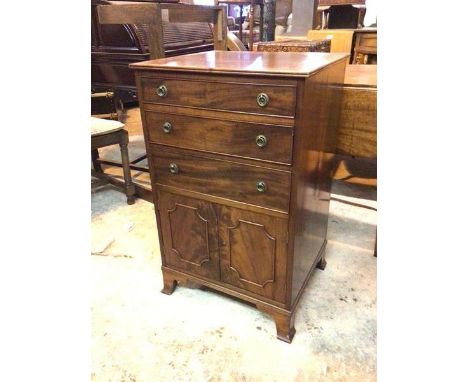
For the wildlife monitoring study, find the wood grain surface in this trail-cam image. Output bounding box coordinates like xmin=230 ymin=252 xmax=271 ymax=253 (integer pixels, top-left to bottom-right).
xmin=140 ymin=75 xmax=297 ymax=116
xmin=337 ymin=64 xmax=377 ymax=158
xmin=149 ymin=145 xmax=292 ymax=213
xmin=145 ymin=111 xmax=293 ymax=164
xmin=158 ymin=191 xmax=220 ymax=279
xmin=131 ymin=50 xmax=349 ymax=77
xmin=219 ymin=205 xmax=289 ymax=302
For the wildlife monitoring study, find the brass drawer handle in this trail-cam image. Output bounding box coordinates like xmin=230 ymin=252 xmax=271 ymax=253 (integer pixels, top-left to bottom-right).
xmin=162 ymin=122 xmax=172 ymax=134
xmin=156 ymin=85 xmax=168 ymax=97
xmin=256 ymin=181 xmax=267 ymax=193
xmin=256 ymin=93 xmax=269 ymax=108
xmin=256 ymin=134 xmax=267 ymax=148
xmin=169 ymin=163 xmax=179 ymax=174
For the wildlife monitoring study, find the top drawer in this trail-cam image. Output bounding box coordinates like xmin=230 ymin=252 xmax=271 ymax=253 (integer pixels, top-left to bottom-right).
xmin=139 ymin=77 xmax=297 ymax=117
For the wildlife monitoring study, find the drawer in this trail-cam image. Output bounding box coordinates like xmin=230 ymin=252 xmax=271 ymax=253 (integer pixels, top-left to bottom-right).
xmin=140 ymin=77 xmax=296 ymax=117
xmin=150 ymin=146 xmax=291 ymax=213
xmin=145 ymin=111 xmax=293 ymax=164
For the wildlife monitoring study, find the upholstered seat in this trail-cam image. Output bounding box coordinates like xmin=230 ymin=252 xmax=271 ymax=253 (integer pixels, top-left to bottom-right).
xmin=91 ymin=117 xmax=124 ymax=137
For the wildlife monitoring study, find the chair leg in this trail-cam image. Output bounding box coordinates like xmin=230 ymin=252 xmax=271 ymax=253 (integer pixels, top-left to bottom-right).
xmin=91 ymin=148 xmax=103 ymax=173
xmin=119 ymin=131 xmax=136 ymax=205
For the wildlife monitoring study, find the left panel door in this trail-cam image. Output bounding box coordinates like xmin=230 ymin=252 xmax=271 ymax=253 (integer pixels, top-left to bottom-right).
xmin=157 ymin=191 xmax=220 ymax=280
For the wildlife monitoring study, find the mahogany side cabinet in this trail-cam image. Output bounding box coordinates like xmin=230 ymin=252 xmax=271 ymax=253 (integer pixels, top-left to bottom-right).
xmin=131 ymin=51 xmax=348 ymax=342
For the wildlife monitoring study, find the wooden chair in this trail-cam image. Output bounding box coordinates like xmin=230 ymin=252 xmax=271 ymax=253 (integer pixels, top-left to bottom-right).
xmin=95 ymin=2 xmax=232 ymax=197
xmin=96 ymin=2 xmax=228 ymax=59
xmin=91 ymin=117 xmax=136 ymax=205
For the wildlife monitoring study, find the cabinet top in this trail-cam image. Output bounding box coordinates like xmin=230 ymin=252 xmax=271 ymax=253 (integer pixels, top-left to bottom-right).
xmin=130 ymin=51 xmax=349 ymax=78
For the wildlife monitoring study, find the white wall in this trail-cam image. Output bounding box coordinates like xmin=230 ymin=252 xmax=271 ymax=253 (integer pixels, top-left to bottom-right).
xmin=364 ymin=0 xmax=377 ymax=26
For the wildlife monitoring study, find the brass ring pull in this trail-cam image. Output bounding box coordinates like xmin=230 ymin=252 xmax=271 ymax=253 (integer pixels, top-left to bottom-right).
xmin=256 ymin=93 xmax=269 ymax=107
xmin=256 ymin=181 xmax=267 ymax=193
xmin=156 ymin=85 xmax=168 ymax=97
xmin=256 ymin=134 xmax=267 ymax=148
xmin=162 ymin=122 xmax=172 ymax=134
xmin=169 ymin=163 xmax=179 ymax=174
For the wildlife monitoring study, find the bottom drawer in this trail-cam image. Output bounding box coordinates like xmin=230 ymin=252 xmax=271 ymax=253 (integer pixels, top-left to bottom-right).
xmin=150 ymin=146 xmax=291 ymax=213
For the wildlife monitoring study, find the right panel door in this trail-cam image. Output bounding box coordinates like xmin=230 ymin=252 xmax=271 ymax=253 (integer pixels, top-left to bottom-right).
xmin=218 ymin=206 xmax=289 ymax=303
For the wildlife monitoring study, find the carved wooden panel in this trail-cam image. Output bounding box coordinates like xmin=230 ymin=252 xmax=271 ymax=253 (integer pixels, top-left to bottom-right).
xmin=158 ymin=191 xmax=220 ymax=279
xmin=228 ymin=220 xmax=276 ymax=287
xmin=219 ymin=205 xmax=288 ymax=302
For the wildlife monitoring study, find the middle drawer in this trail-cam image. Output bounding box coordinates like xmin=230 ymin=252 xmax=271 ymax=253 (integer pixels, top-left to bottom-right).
xmin=149 ymin=146 xmax=291 ymax=213
xmin=145 ymin=111 xmax=293 ymax=164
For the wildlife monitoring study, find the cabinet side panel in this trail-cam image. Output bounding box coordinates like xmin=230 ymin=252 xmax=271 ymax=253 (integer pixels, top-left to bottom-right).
xmin=290 ymin=60 xmax=347 ymax=305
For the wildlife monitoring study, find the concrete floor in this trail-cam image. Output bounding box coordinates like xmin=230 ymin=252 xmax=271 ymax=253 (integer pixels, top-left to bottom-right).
xmin=91 ymin=176 xmax=376 ymax=381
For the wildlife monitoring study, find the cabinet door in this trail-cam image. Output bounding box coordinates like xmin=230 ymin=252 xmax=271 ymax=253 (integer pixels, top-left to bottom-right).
xmin=218 ymin=206 xmax=289 ymax=303
xmin=157 ymin=191 xmax=220 ymax=280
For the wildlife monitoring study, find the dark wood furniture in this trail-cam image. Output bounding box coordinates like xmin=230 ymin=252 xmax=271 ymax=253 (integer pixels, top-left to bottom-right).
xmin=352 ymin=28 xmax=377 ymax=64
xmin=216 ymin=0 xmax=264 ymax=50
xmin=131 ymin=51 xmax=348 ymax=342
xmin=316 ymin=0 xmax=366 ymax=29
xmin=92 ymin=0 xmax=226 ymax=103
xmin=91 ymin=117 xmax=136 ymax=205
xmin=257 ymin=38 xmax=331 ymax=52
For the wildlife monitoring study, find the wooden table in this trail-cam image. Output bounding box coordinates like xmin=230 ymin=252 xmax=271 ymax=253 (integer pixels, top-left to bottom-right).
xmin=217 ymin=0 xmax=264 ymax=50
xmin=338 ymin=64 xmax=377 ymax=256
xmin=337 ymin=64 xmax=376 ymax=158
xmin=343 ymin=63 xmax=376 ymax=87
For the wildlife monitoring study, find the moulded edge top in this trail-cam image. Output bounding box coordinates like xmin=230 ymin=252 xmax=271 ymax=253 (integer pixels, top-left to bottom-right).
xmin=130 ymin=51 xmax=350 ymax=78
